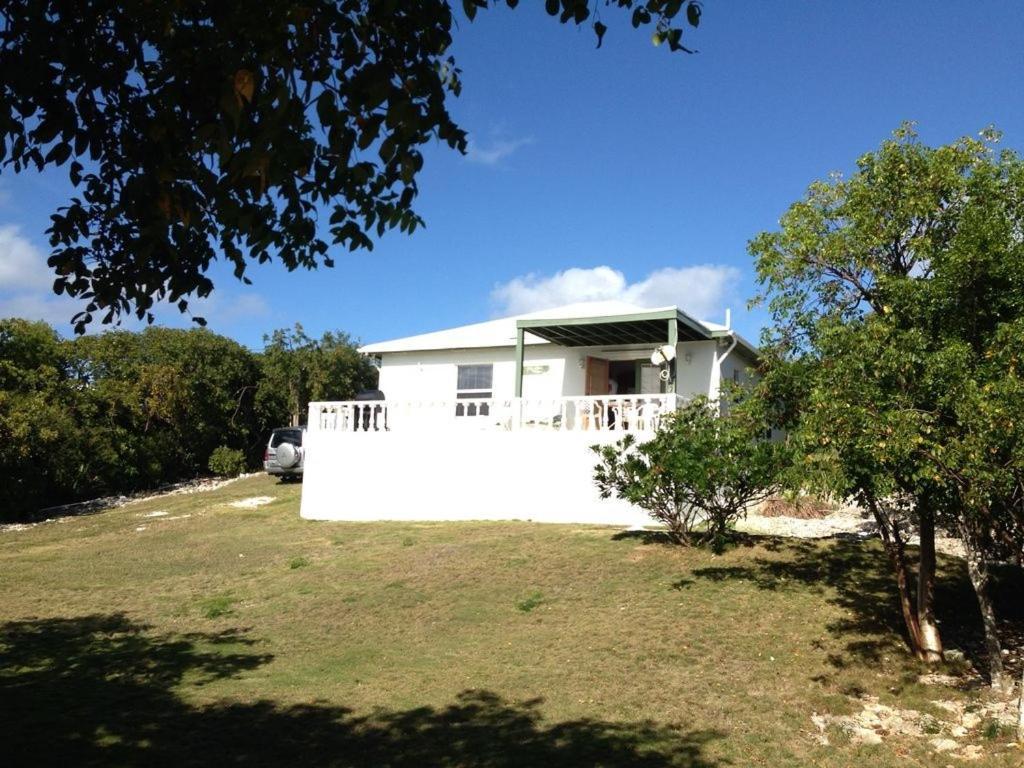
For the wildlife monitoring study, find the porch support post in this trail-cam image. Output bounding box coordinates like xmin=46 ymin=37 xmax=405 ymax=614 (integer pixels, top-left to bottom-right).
xmin=666 ymin=318 xmax=678 ymax=394
xmin=514 ymin=327 xmax=525 ymax=397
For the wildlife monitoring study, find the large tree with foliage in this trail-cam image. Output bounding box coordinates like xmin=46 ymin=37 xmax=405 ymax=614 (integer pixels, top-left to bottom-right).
xmin=258 ymin=323 xmax=377 ymax=427
xmin=71 ymin=326 xmax=266 ymax=481
xmin=751 ymin=126 xmax=1024 ymax=683
xmin=0 ymin=319 xmax=86 ymax=516
xmin=0 ymin=0 xmax=702 ymax=331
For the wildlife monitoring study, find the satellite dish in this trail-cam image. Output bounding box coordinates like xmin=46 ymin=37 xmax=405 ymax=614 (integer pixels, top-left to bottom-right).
xmin=649 ymin=344 xmax=677 ymax=366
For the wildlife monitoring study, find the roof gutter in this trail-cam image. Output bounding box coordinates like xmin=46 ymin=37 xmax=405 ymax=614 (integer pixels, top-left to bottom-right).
xmin=716 ymin=330 xmax=739 ymax=367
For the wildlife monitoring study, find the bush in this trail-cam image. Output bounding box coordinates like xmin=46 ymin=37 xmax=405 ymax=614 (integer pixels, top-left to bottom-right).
xmin=207 ymin=446 xmax=247 ymax=477
xmin=592 ymin=394 xmax=788 ymax=548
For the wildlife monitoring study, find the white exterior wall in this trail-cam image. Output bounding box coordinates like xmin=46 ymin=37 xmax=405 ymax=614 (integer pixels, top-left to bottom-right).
xmin=302 ymin=337 xmax=757 ymax=527
xmin=300 ymin=428 xmax=653 ymax=526
xmin=377 ymin=345 xmax=574 ymax=401
xmin=674 ymin=340 xmax=717 ymax=399
xmin=719 ymin=348 xmax=755 ymax=389
xmin=376 ymin=340 xmax=720 ymax=401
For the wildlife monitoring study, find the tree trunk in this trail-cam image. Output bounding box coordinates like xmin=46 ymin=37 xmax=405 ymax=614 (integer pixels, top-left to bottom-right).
xmin=1019 ymin=665 xmax=1024 ymax=741
xmin=916 ymin=510 xmax=944 ymax=663
xmin=893 ymin=543 xmax=925 ymax=657
xmin=963 ymin=542 xmax=1010 ymax=691
xmin=290 ymin=380 xmax=301 ymax=427
xmin=868 ymin=497 xmax=925 ymax=657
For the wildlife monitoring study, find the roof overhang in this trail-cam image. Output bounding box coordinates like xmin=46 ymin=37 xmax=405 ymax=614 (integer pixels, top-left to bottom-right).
xmin=516 ymin=308 xmax=711 ymax=348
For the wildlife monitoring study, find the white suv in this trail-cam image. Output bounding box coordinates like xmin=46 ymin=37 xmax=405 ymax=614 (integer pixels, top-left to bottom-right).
xmin=264 ymin=427 xmax=305 ymax=481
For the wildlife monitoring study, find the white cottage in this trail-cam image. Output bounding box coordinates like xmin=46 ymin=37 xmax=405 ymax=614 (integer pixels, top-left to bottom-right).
xmin=300 ymin=301 xmax=758 ymax=526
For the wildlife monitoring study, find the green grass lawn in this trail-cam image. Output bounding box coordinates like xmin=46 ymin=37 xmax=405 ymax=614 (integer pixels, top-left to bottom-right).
xmin=1 ymin=475 xmax=1021 ymax=767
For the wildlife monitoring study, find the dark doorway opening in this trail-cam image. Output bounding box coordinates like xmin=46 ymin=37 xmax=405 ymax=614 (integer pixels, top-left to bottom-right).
xmin=608 ymin=360 xmax=637 ymax=395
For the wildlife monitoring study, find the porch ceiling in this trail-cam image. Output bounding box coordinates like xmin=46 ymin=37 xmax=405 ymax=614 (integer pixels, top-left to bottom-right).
xmin=517 ymin=309 xmax=710 ymax=348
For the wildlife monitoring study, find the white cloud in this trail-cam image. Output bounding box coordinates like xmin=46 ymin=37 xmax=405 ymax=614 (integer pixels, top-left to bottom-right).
xmin=491 ymin=265 xmax=742 ymax=321
xmin=465 ymin=136 xmax=533 ymax=165
xmin=0 ymin=225 xmax=53 ymax=291
xmin=187 ymin=291 xmax=271 ymax=326
xmin=0 ymin=225 xmax=84 ymax=327
xmin=0 ymin=222 xmax=269 ymax=333
xmin=0 ymin=290 xmax=83 ymax=328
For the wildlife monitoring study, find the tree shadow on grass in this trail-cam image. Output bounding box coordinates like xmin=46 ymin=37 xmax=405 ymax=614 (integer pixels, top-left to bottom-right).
xmin=611 ymin=530 xmax=678 ymax=546
xmin=611 ymin=529 xmax=794 ymax=553
xmin=679 ymin=536 xmax=1024 ymax=682
xmin=0 ymin=614 xmax=723 ymax=767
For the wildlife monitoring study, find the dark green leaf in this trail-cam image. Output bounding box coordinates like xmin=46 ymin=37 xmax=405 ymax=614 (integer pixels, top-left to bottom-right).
xmin=687 ymin=2 xmax=702 ymax=28
xmin=46 ymin=141 xmax=72 ymax=166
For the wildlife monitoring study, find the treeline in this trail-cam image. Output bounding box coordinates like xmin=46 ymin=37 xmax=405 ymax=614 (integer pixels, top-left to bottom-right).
xmin=0 ymin=320 xmax=376 ymax=521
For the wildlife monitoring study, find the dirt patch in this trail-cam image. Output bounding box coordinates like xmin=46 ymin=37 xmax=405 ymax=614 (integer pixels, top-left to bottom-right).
xmin=759 ymin=495 xmax=836 ymax=519
xmin=919 ymin=672 xmax=972 ymax=688
xmin=625 ymin=546 xmax=654 ymax=563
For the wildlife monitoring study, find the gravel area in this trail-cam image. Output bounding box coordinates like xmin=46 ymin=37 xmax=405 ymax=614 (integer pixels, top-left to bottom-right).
xmin=740 ymin=504 xmax=875 ymax=540
xmin=740 ymin=504 xmax=967 ymax=558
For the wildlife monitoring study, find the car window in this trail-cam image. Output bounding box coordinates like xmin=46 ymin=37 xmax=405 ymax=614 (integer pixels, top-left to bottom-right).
xmin=270 ymin=429 xmax=303 ymax=447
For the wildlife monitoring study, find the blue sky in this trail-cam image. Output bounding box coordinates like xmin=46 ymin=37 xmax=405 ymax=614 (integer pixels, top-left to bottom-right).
xmin=2 ymin=1 xmax=1023 ymax=348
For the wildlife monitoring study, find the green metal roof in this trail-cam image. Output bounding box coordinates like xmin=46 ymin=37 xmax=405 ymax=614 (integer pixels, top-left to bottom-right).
xmin=516 ymin=308 xmax=711 ymax=348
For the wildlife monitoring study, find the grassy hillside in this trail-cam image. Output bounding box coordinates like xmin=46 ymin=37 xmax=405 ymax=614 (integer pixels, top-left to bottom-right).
xmin=1 ymin=475 xmax=1020 ymax=766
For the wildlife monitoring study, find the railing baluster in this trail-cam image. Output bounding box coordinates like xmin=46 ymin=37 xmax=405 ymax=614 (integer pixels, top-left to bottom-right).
xmin=305 ymin=394 xmax=687 ymax=434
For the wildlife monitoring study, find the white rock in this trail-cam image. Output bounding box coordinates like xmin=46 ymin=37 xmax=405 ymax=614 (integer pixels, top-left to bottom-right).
xmin=849 ymin=726 xmax=882 ymax=745
xmin=229 ymin=496 xmax=275 ymax=509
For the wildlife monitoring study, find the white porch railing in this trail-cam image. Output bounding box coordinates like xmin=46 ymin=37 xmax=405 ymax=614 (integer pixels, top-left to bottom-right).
xmin=308 ymin=394 xmax=687 ymax=434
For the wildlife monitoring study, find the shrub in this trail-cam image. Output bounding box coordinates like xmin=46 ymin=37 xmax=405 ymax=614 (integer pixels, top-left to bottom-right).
xmin=593 ymin=394 xmax=788 ymax=548
xmin=208 ymin=446 xmax=247 ymax=477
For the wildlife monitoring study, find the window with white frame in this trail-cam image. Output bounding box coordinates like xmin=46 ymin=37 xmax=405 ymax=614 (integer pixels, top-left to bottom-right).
xmin=455 ymin=364 xmax=493 ymax=416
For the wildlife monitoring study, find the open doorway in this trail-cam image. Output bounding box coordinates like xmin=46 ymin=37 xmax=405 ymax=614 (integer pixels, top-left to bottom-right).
xmin=608 ymin=360 xmax=637 ymax=395
xmin=587 ymin=357 xmax=664 ymax=396
xmin=614 ymin=360 xmax=664 ymax=395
